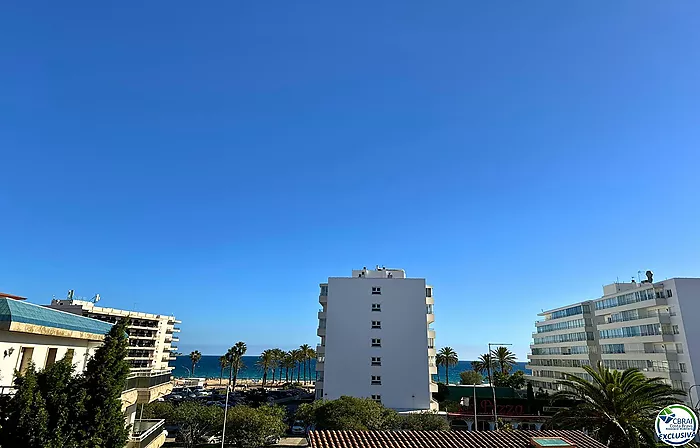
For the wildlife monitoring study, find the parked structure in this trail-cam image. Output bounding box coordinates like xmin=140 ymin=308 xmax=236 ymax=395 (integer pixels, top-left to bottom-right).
xmin=526 ymin=275 xmax=700 ymax=406
xmin=315 ymin=266 xmax=438 ymax=411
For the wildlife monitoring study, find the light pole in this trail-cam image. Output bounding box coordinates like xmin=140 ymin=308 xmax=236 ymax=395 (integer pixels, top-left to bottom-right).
xmin=488 ymin=342 xmax=512 ymax=431
xmin=689 ymin=384 xmax=700 ymax=411
xmin=181 ymin=366 xmax=191 ymax=378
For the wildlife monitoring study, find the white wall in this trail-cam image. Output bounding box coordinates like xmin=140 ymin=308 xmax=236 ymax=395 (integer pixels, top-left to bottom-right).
xmin=323 ymin=275 xmax=431 ymax=410
xmin=673 ymin=279 xmax=700 ymax=404
xmin=0 ymin=330 xmax=102 ymax=387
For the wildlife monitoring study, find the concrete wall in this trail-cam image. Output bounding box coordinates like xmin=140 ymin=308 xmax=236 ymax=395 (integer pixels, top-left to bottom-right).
xmin=0 ymin=330 xmax=102 ymax=387
xmin=323 ymin=275 xmax=431 ymax=410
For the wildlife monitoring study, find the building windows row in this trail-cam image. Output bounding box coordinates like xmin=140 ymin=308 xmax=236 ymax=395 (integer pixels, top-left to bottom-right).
xmin=426 ymin=287 xmax=432 ymax=298
xmin=428 ymin=338 xmax=435 ymax=349
xmin=601 ymin=344 xmax=625 ymax=354
xmin=371 ymin=320 xmax=381 ymax=329
xmin=536 ymin=318 xmax=587 ymax=333
xmin=602 ymin=359 xmax=680 ymax=373
xmin=545 ymin=305 xmax=589 ymax=321
xmin=595 ymin=288 xmax=660 ymax=311
xmin=529 ymin=358 xmax=590 ymax=368
xmin=531 ymin=345 xmax=589 ymax=356
xmin=371 ymin=338 xmax=381 ymax=347
xmin=533 ymin=332 xmax=593 ymax=345
xmin=599 ymin=324 xmax=671 ymax=340
xmin=371 ymin=375 xmax=382 ymax=385
xmin=426 ymin=304 xmax=434 ymax=314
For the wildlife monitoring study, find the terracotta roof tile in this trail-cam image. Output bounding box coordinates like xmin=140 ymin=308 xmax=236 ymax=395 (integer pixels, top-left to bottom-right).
xmin=308 ymin=430 xmax=607 ymax=448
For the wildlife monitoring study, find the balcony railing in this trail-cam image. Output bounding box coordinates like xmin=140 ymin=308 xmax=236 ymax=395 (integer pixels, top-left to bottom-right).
xmin=130 ymin=419 xmax=164 ymax=448
xmin=124 ymin=371 xmax=172 ymax=391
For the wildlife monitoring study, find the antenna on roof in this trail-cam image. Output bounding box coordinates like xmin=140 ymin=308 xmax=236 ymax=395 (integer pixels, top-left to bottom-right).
xmin=67 ymin=290 xmax=74 ymax=300
xmin=91 ymin=294 xmax=101 ymax=303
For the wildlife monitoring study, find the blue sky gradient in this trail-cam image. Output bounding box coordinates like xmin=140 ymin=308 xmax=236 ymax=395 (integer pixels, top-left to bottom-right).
xmin=1 ymin=1 xmax=699 ymax=359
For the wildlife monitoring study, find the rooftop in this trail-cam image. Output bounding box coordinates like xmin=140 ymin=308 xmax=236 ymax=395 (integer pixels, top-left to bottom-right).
xmin=0 ymin=292 xmax=27 ymax=301
xmin=0 ymin=298 xmax=112 ymax=337
xmin=307 ymin=430 xmax=606 ymax=448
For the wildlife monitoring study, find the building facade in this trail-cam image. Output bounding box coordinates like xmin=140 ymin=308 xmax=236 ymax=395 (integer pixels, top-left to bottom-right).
xmin=526 ymin=277 xmax=700 ymax=406
xmin=0 ymin=293 xmax=171 ymax=448
xmin=315 ymin=266 xmax=438 ymax=411
xmin=48 ymin=298 xmax=180 ymax=372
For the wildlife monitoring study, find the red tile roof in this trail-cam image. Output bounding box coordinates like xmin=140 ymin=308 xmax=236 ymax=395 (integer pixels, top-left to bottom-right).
xmin=0 ymin=292 xmax=27 ymax=301
xmin=308 ymin=430 xmax=607 ymax=448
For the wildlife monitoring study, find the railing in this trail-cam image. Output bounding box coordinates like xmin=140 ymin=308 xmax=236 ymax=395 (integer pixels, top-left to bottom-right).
xmin=130 ymin=419 xmax=164 ymax=448
xmin=0 ymin=385 xmax=17 ymax=396
xmin=124 ymin=371 xmax=172 ymax=391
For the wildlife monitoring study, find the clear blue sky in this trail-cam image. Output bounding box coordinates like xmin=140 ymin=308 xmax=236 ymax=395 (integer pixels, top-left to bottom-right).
xmin=1 ymin=1 xmax=699 ymax=360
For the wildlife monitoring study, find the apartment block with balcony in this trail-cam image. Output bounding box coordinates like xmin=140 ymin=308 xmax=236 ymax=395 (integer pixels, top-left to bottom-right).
xmin=315 ymin=266 xmax=438 ymax=411
xmin=526 ymin=276 xmax=700 ymax=406
xmin=1 ymin=292 xmax=171 ymax=448
xmin=48 ymin=297 xmax=180 ymax=372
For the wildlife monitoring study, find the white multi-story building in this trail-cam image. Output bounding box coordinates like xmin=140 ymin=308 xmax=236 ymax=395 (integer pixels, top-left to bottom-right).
xmin=526 ymin=275 xmax=700 ymax=406
xmin=48 ymin=294 xmax=180 ymax=372
xmin=315 ymin=266 xmax=438 ymax=411
xmin=1 ymin=292 xmax=171 ymax=448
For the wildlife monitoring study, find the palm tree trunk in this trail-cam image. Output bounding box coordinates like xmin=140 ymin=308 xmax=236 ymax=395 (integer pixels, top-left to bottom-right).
xmin=297 ymin=363 xmax=301 ymax=382
xmin=220 ymin=367 xmax=224 ymax=385
xmin=232 ymin=360 xmax=239 ymax=390
xmin=303 ymin=359 xmax=307 ymax=384
xmin=262 ymin=370 xmax=267 ymax=387
xmin=272 ymin=367 xmax=276 ymax=383
xmin=445 ymin=364 xmax=449 ymax=385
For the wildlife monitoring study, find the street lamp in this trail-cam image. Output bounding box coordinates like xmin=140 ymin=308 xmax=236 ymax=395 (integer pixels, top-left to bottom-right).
xmin=689 ymin=385 xmax=700 ymax=410
xmin=181 ymin=366 xmax=192 ymax=378
xmin=488 ymin=342 xmax=513 ymax=431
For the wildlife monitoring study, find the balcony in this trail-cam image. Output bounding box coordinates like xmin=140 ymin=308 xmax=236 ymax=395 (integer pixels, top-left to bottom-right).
xmin=318 ymin=310 xmax=326 ymax=320
xmin=317 ymin=326 xmax=326 ymax=337
xmin=127 ymin=419 xmax=166 ymax=448
xmin=316 ymin=344 xmax=325 ymax=356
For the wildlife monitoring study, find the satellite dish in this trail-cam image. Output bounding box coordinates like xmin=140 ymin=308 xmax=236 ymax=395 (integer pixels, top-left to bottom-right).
xmin=646 ymin=270 xmax=654 ymax=283
xmin=91 ymin=294 xmax=101 ymax=303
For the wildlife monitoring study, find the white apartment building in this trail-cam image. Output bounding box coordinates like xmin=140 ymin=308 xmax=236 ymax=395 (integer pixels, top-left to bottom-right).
xmin=315 ymin=266 xmax=438 ymax=411
xmin=48 ymin=294 xmax=180 ymax=372
xmin=526 ymin=275 xmax=700 ymax=406
xmin=1 ymin=292 xmax=171 ymax=448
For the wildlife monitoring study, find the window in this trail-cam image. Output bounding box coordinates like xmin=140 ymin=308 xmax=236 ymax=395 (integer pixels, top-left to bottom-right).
xmin=684 ymin=382 xmax=691 ymax=392
xmin=428 ymin=337 xmax=435 ymax=349
xmin=316 ymin=389 xmax=324 ymax=400
xmin=372 ymin=303 xmax=381 ymax=312
xmin=371 ymin=338 xmax=381 ymax=347
xmin=18 ymin=347 xmax=34 ymax=374
xmin=65 ymin=349 xmax=75 ymax=361
xmin=680 ymin=363 xmax=687 ymax=373
xmin=371 ymin=375 xmax=382 ymax=385
xmin=45 ymin=348 xmax=58 ymax=368
xmin=677 ymin=343 xmax=684 ymax=353
xmin=673 ymin=325 xmax=680 ymax=335
xmin=372 ymin=287 xmax=381 ymax=295
xmin=426 ymin=287 xmax=432 ymax=297
xmin=371 ymin=320 xmax=381 ymax=329
xmin=371 ymin=357 xmax=381 ymax=366
xmin=426 ymin=304 xmax=433 ymax=314
xmin=371 ymin=394 xmax=381 ymax=402
xmin=667 ymin=289 xmax=673 ymax=297
xmin=320 ymin=285 xmax=328 ymax=296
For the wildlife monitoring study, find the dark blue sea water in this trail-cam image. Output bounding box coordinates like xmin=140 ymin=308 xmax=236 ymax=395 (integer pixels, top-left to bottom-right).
xmin=172 ymin=356 xmax=528 ymax=383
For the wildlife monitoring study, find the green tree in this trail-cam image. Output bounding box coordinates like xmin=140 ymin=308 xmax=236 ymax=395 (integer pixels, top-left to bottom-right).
xmin=550 ymin=362 xmax=684 ymax=448
xmin=299 ymin=344 xmax=312 ymax=384
xmin=219 ymin=355 xmax=229 ymax=385
xmin=290 ymin=349 xmax=302 ymax=383
xmin=459 ymin=370 xmax=483 ymax=385
xmin=269 ymin=348 xmax=285 ymax=384
xmin=436 ymin=347 xmax=458 ymax=385
xmin=471 ymin=353 xmax=495 ymax=384
xmin=297 ymin=396 xmax=399 ymax=430
xmin=224 ymin=405 xmax=286 ymax=448
xmin=398 ymin=411 xmax=450 ymax=430
xmin=491 ymin=346 xmax=517 ymax=374
xmin=189 ymin=350 xmax=202 ymax=376
xmin=257 ymin=350 xmax=274 ymax=386
xmin=307 ymin=347 xmax=317 ymax=383
xmin=153 ymin=401 xmax=223 ymax=448
xmin=493 ymin=370 xmax=526 ymax=389
xmin=281 ymin=352 xmax=295 ymax=383
xmin=2 ymin=362 xmax=49 ymax=448
xmin=82 ymin=317 xmax=131 ymax=448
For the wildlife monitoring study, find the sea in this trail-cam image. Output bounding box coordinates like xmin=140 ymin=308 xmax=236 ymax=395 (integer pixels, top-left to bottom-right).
xmin=172 ymin=356 xmax=529 ymax=383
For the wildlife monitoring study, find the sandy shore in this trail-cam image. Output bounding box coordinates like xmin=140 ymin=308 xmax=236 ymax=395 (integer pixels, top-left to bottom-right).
xmin=174 ymin=377 xmax=315 ymax=391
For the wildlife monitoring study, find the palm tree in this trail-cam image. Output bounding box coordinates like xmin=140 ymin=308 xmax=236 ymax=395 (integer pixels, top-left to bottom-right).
xmin=282 ymin=352 xmax=295 ymax=382
xmin=436 ymin=347 xmax=459 ymax=385
xmin=189 ymin=350 xmax=202 ymax=376
xmin=291 ymin=349 xmax=302 ymax=383
xmin=307 ymin=347 xmax=317 ymax=383
xmin=491 ymin=346 xmax=517 ymax=374
xmin=299 ymin=344 xmax=313 ymax=384
xmin=218 ymin=355 xmax=229 ymax=385
xmin=550 ymin=362 xmax=684 ymax=447
xmin=257 ymin=350 xmax=274 ymax=386
xmin=226 ymin=341 xmax=247 ymax=390
xmin=272 ymin=348 xmax=285 ymax=384
xmin=472 ymin=353 xmax=495 ymax=384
